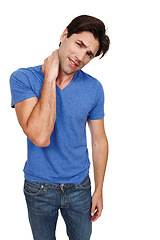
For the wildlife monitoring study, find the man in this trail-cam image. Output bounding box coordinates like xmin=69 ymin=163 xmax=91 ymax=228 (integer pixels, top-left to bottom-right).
xmin=10 ymin=15 xmax=110 ymax=240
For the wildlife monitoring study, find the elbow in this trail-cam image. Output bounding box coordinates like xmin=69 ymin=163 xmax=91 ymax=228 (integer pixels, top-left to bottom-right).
xmin=34 ymin=137 xmax=50 ymax=148
xmin=92 ymin=136 xmax=108 ymax=149
xmin=23 ymin=123 xmax=52 ymax=147
xmin=24 ymin=129 xmax=51 ymax=147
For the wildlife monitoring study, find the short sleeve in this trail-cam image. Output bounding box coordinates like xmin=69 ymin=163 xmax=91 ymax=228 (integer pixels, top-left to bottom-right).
xmin=88 ymin=82 xmax=105 ymax=120
xmin=10 ymin=70 xmax=37 ymax=108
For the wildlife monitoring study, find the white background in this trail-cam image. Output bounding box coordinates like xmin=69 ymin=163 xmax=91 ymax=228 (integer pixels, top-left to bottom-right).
xmin=1 ymin=0 xmax=160 ymax=239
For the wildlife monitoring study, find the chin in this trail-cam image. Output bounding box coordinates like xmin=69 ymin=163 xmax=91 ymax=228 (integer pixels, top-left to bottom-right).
xmin=62 ymin=66 xmax=79 ymax=75
xmin=60 ymin=59 xmax=82 ymax=75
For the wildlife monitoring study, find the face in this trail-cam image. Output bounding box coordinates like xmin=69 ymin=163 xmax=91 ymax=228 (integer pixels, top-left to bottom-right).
xmin=58 ymin=30 xmax=100 ymax=75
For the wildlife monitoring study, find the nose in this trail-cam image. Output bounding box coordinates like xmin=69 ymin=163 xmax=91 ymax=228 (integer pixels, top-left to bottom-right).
xmin=76 ymin=49 xmax=86 ymax=63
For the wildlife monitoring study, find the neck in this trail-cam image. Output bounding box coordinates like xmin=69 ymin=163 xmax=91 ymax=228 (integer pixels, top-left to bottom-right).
xmin=56 ymin=67 xmax=75 ymax=84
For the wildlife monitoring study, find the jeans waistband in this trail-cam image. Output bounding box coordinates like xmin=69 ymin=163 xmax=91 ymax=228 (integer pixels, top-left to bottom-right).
xmin=25 ymin=175 xmax=89 ymax=190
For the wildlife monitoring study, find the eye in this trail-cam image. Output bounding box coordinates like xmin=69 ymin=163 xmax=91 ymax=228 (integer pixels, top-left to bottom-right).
xmin=76 ymin=42 xmax=81 ymax=46
xmin=87 ymin=52 xmax=94 ymax=59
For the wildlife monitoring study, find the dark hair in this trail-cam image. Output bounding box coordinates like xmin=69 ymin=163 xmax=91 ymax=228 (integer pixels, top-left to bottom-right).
xmin=66 ymin=15 xmax=110 ymax=58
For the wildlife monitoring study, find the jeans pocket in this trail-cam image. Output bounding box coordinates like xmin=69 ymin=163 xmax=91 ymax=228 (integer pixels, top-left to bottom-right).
xmin=79 ymin=176 xmax=91 ymax=190
xmin=24 ymin=180 xmax=43 ymax=196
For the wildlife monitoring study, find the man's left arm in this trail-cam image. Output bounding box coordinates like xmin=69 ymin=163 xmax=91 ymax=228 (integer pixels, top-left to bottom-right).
xmin=88 ymin=118 xmax=108 ymax=222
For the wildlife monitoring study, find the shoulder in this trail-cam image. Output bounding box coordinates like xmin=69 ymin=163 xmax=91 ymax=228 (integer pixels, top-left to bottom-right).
xmin=10 ymin=65 xmax=44 ymax=87
xmin=10 ymin=65 xmax=43 ymax=108
xmin=79 ymin=70 xmax=104 ymax=92
xmin=10 ymin=65 xmax=43 ymax=80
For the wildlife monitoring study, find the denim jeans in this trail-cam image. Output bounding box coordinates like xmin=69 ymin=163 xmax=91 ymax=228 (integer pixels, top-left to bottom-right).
xmin=24 ymin=175 xmax=92 ymax=240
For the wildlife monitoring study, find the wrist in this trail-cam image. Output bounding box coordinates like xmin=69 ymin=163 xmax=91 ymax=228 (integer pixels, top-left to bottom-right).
xmin=43 ymin=75 xmax=57 ymax=86
xmin=94 ymin=187 xmax=103 ymax=194
xmin=45 ymin=73 xmax=57 ymax=82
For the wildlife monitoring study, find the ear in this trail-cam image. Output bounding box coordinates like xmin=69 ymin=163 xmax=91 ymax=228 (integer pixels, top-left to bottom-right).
xmin=60 ymin=29 xmax=68 ymax=43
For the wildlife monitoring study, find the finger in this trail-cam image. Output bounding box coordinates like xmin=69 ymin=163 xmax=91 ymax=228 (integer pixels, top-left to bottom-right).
xmin=91 ymin=211 xmax=100 ymax=222
xmin=51 ymin=49 xmax=59 ymax=57
xmin=91 ymin=203 xmax=96 ymax=217
xmin=91 ymin=207 xmax=102 ymax=222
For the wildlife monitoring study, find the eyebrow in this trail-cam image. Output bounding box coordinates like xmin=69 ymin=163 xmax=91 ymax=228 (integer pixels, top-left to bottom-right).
xmin=78 ymin=40 xmax=95 ymax=58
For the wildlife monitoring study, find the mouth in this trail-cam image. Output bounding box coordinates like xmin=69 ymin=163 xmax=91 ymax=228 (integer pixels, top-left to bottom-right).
xmin=68 ymin=57 xmax=79 ymax=68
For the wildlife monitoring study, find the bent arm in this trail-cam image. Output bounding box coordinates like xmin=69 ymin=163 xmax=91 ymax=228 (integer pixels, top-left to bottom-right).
xmin=15 ymin=50 xmax=59 ymax=147
xmin=15 ymin=78 xmax=56 ymax=147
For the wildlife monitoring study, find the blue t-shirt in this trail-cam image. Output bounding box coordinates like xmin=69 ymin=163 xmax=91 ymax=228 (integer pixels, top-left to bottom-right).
xmin=10 ymin=65 xmax=105 ymax=184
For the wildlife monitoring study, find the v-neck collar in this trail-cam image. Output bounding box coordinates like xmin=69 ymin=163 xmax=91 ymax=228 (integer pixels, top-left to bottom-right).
xmin=56 ymin=71 xmax=78 ymax=92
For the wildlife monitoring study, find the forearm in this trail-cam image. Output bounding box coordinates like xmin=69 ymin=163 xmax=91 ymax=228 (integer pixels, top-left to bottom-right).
xmin=90 ymin=137 xmax=108 ymax=222
xmin=26 ymin=77 xmax=56 ymax=147
xmin=92 ymin=137 xmax=108 ymax=192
